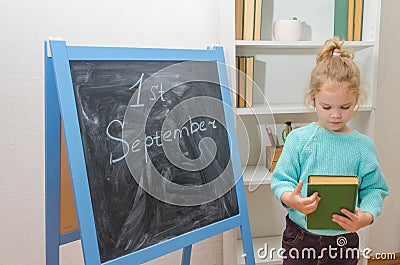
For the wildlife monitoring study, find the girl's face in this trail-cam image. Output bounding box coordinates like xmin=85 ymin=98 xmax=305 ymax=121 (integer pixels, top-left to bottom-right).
xmin=313 ymin=88 xmax=357 ymax=133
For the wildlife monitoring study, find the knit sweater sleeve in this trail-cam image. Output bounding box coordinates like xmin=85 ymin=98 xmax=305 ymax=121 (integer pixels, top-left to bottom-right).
xmin=270 ymin=132 xmax=302 ymax=205
xmin=357 ymin=137 xmax=390 ymax=220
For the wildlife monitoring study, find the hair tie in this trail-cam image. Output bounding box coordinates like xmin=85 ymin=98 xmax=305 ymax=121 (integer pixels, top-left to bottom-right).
xmin=333 ymin=52 xmax=341 ymax=57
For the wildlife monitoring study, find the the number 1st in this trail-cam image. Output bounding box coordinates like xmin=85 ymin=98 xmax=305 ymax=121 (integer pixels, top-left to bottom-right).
xmin=129 ymin=73 xmax=144 ymax=107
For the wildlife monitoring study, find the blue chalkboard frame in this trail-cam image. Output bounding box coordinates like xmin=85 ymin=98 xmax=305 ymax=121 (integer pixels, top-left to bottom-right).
xmin=45 ymin=40 xmax=255 ymax=265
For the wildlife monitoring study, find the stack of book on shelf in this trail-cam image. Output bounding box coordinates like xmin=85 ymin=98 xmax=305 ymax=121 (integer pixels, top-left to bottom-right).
xmin=334 ymin=0 xmax=364 ymax=41
xmin=236 ymin=56 xmax=254 ymax=108
xmin=235 ymin=0 xmax=263 ymax=40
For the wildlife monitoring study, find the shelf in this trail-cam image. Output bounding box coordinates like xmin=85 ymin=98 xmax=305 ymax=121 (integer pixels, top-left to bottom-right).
xmin=237 ymin=236 xmax=283 ymax=264
xmin=235 ymin=104 xmax=373 ymax=116
xmin=236 ymin=104 xmax=313 ymax=115
xmin=242 ymin=165 xmax=272 ymax=186
xmin=236 ymin=40 xmax=375 ymax=49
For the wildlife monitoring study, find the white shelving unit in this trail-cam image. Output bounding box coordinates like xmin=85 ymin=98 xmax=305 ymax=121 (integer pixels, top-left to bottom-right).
xmin=220 ymin=0 xmax=381 ymax=264
xmin=236 ymin=40 xmax=375 ymax=49
xmin=236 ymin=103 xmax=373 ymax=116
xmin=242 ymin=165 xmax=272 ymax=186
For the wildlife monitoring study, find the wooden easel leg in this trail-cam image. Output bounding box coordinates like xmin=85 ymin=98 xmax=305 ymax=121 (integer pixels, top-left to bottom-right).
xmin=181 ymin=245 xmax=192 ymax=265
xmin=240 ymin=224 xmax=256 ymax=265
xmin=45 ymin=41 xmax=61 ymax=265
xmin=237 ymin=179 xmax=256 ymax=265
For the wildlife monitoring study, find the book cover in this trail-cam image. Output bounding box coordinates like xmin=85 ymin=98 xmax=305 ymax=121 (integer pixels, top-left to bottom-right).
xmin=243 ymin=0 xmax=255 ymax=40
xmin=236 ymin=56 xmax=240 ymax=107
xmin=238 ymin=56 xmax=246 ymax=108
xmin=245 ymin=56 xmax=254 ymax=107
xmin=353 ymin=0 xmax=364 ymax=41
xmin=347 ymin=0 xmax=355 ymax=40
xmin=236 ymin=56 xmax=244 ymax=107
xmin=334 ymin=0 xmax=349 ymax=40
xmin=307 ymin=175 xmax=358 ymax=230
xmin=253 ymin=0 xmax=263 ymax=41
xmin=235 ymin=0 xmax=244 ymax=40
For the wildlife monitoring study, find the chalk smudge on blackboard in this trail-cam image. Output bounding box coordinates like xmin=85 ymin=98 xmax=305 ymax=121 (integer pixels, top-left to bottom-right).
xmin=70 ymin=60 xmax=238 ymax=263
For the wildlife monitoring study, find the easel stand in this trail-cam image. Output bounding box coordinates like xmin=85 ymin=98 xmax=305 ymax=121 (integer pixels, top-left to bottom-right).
xmin=45 ymin=41 xmax=81 ymax=263
xmin=45 ymin=40 xmax=255 ymax=265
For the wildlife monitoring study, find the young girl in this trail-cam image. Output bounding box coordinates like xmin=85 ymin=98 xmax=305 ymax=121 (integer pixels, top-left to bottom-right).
xmin=271 ymin=38 xmax=389 ymax=264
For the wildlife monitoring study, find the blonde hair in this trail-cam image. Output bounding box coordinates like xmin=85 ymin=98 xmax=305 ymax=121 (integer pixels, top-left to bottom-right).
xmin=306 ymin=37 xmax=365 ymax=108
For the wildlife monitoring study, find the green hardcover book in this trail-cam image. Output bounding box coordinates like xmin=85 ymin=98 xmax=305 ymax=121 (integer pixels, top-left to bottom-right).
xmin=306 ymin=175 xmax=358 ymax=230
xmin=334 ymin=0 xmax=349 ymax=40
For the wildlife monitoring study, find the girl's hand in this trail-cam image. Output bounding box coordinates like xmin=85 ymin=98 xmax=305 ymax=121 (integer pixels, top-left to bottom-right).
xmin=281 ymin=181 xmax=320 ymax=215
xmin=332 ymin=207 xmax=373 ymax=232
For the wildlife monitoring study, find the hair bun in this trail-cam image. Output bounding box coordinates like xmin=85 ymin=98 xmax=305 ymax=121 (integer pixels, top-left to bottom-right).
xmin=316 ymin=37 xmax=353 ymax=62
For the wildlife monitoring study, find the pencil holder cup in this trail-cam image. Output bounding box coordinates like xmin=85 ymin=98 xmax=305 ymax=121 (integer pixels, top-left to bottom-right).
xmin=273 ymin=19 xmax=302 ymax=41
xmin=266 ymin=146 xmax=283 ymax=172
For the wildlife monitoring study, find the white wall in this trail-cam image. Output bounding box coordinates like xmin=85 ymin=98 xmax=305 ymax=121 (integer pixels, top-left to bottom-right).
xmin=0 ymin=1 xmax=226 ymax=264
xmin=371 ymin=0 xmax=400 ymax=254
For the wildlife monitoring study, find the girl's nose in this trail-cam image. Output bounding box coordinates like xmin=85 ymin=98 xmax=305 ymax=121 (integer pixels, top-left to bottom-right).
xmin=331 ymin=112 xmax=342 ymax=119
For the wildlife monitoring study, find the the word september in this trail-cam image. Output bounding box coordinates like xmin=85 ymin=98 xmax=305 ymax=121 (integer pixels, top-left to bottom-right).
xmin=106 ymin=117 xmax=217 ymax=164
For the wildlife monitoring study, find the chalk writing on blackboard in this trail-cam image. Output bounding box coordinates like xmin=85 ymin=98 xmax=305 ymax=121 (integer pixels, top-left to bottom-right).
xmin=123 ymin=61 xmax=238 ymax=206
xmin=70 ymin=60 xmax=239 ymax=262
xmin=107 ymin=116 xmax=219 ymax=165
xmin=129 ymin=72 xmax=145 ymax=107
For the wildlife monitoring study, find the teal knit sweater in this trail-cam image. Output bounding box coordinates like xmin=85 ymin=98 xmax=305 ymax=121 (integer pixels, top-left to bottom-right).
xmin=271 ymin=122 xmax=389 ymax=235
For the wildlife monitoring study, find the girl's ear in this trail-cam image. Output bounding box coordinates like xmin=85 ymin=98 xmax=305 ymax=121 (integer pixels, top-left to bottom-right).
xmin=310 ymin=96 xmax=316 ymax=107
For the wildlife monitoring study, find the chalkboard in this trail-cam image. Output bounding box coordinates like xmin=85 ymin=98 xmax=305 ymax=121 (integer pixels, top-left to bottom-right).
xmin=46 ymin=40 xmax=255 ymax=265
xmin=69 ymin=60 xmax=238 ymax=262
